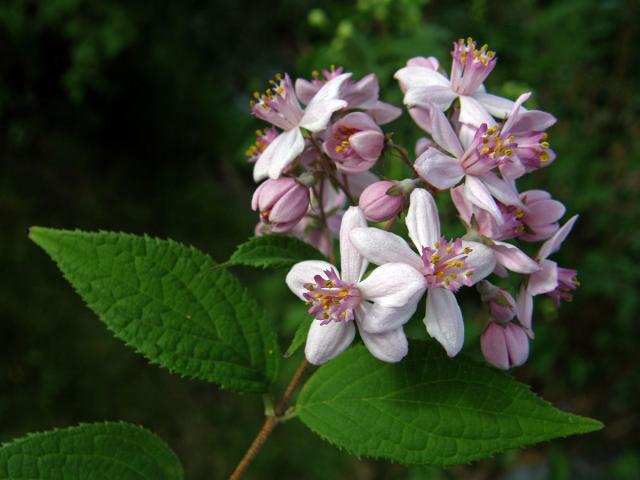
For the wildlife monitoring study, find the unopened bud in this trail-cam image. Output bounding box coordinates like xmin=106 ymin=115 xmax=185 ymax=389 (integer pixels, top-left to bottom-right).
xmin=359 ymin=180 xmax=403 ymax=222
xmin=252 ymin=177 xmax=310 ymax=233
xmin=481 ymin=321 xmax=529 ymax=370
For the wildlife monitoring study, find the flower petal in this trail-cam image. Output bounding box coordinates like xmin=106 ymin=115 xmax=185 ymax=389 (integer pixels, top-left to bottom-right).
xmin=459 ymin=95 xmax=496 ymax=127
xmin=350 ymin=227 xmax=423 ymax=270
xmin=406 ymin=188 xmax=440 ymax=249
xmin=286 ymin=260 xmax=337 ymax=300
xmin=451 ymin=185 xmax=473 ymax=225
xmin=464 ymin=176 xmax=503 ymax=223
xmin=481 ymin=323 xmax=509 ymax=370
xmin=366 ymin=100 xmax=402 ymax=125
xmin=480 ymin=172 xmax=523 ymax=207
xmin=349 ymin=130 xmax=385 ymax=162
xmin=404 ymin=86 xmax=457 ymax=112
xmin=294 ymin=78 xmax=317 ymax=105
xmin=472 ymin=92 xmax=518 ymax=119
xmin=359 ymin=327 xmax=408 ymax=363
xmin=538 ymin=215 xmax=579 ymax=260
xmin=305 ymin=320 xmax=356 ymax=365
xmin=339 ymin=206 xmax=368 ymax=283
xmin=394 ymin=66 xmax=450 ymax=91
xmin=492 ymin=241 xmax=540 ymax=274
xmin=414 ymin=148 xmax=465 ymax=190
xmin=299 ymin=73 xmax=351 ymax=132
xmin=463 ymin=241 xmax=496 ymax=283
xmin=504 ymin=323 xmax=530 ymax=367
xmin=528 ymin=259 xmax=558 ymax=296
xmin=358 ymin=263 xmax=426 ymax=308
xmin=425 ymin=288 xmax=464 ymax=357
xmin=254 ymin=128 xmax=305 ymax=181
xmin=356 ymin=301 xmax=419 ymax=334
xmin=516 ymin=284 xmax=534 ymax=332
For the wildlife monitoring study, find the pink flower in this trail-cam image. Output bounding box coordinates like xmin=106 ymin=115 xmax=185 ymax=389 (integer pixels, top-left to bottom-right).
xmin=286 ymin=207 xmax=427 ymax=365
xmin=295 ymin=67 xmax=401 ymax=125
xmin=517 ymin=215 xmax=580 ymax=331
xmin=324 ymin=112 xmax=384 ymax=173
xmin=359 ymin=180 xmax=404 ymax=222
xmin=245 ymin=127 xmax=279 ymax=164
xmin=251 ymin=72 xmax=350 ymax=181
xmin=396 ymin=38 xmax=517 ymax=133
xmin=252 ymin=177 xmax=309 ymax=233
xmin=414 ymin=106 xmax=523 ymax=224
xmin=481 ymin=322 xmax=529 ymax=370
xmin=477 ymin=281 xmax=517 ymax=323
xmin=350 ymin=189 xmax=496 ymax=357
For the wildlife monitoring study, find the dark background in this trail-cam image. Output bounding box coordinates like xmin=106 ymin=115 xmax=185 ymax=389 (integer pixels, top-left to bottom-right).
xmin=1 ymin=0 xmax=639 ymax=478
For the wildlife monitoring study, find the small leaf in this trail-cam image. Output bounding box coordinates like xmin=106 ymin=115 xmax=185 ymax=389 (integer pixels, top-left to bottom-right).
xmin=297 ymin=341 xmax=602 ymax=466
xmin=0 ymin=422 xmax=183 ymax=479
xmin=30 ymin=227 xmax=278 ymax=393
xmin=230 ymin=235 xmax=325 ymax=269
xmin=285 ymin=317 xmax=313 ymax=358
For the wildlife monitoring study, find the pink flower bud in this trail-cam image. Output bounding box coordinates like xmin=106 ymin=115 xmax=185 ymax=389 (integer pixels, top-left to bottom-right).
xmin=252 ymin=177 xmax=310 ymax=233
xmin=481 ymin=322 xmax=529 ymax=370
xmin=519 ymin=190 xmax=566 ymax=242
xmin=359 ymin=180 xmax=403 ymax=222
xmin=324 ymin=112 xmax=384 ymax=174
xmin=477 ymin=281 xmax=516 ymax=323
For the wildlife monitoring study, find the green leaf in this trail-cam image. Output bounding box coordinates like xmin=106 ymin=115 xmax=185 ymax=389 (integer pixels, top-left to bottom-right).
xmin=230 ymin=235 xmax=325 ymax=269
xmin=0 ymin=422 xmax=183 ymax=479
xmin=285 ymin=316 xmax=313 ymax=358
xmin=30 ymin=227 xmax=278 ymax=393
xmin=297 ymin=341 xmax=602 ymax=465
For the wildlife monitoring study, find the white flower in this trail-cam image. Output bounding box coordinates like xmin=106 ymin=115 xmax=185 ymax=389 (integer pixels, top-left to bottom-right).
xmin=286 ymin=207 xmax=426 ymax=365
xmin=350 ymin=189 xmax=496 ymax=357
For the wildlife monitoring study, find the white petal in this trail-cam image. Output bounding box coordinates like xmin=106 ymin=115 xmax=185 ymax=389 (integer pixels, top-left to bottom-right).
xmin=516 ymin=283 xmax=534 ymax=332
xmin=414 ymin=148 xmax=465 ymax=190
xmin=538 ymin=215 xmax=579 ymax=260
xmin=464 ymin=176 xmax=503 ymax=223
xmin=286 ymin=260 xmax=337 ymax=300
xmin=258 ymin=128 xmax=305 ymax=180
xmin=339 ymin=206 xmax=368 ymax=283
xmin=299 ymin=73 xmax=351 ymax=132
xmin=427 ymin=107 xmax=464 ymax=157
xmin=359 ymin=327 xmax=408 ymax=363
xmin=305 ymin=320 xmax=356 ymax=365
xmin=492 ymin=241 xmax=540 ymax=274
xmin=356 ymin=301 xmax=419 ymax=334
xmin=480 ymin=172 xmax=523 ymax=207
xmin=350 ymin=227 xmax=423 ymax=270
xmin=404 ymin=86 xmax=457 ymax=112
xmin=472 ymin=92 xmax=518 ymax=119
xmin=394 ymin=66 xmax=450 ymax=90
xmin=459 ymin=95 xmax=496 ymax=127
xmin=501 ymin=92 xmax=531 ymax=133
xmin=358 ymin=263 xmax=426 ymax=308
xmin=406 ymin=188 xmax=440 ymax=249
xmin=425 ymin=288 xmax=464 ymax=357
xmin=463 ymin=241 xmax=496 ymax=283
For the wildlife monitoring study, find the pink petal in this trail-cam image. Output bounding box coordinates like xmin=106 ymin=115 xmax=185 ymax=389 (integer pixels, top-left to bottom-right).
xmin=464 ymin=176 xmax=503 ymax=223
xmin=294 ymin=78 xmax=318 ymax=105
xmin=427 ymin=106 xmax=465 ymax=157
xmin=492 ymin=241 xmax=540 ymax=274
xmin=425 ymin=288 xmax=464 ymax=357
xmin=528 ymin=259 xmax=559 ymax=296
xmin=394 ymin=66 xmax=450 ymax=91
xmin=404 ymin=86 xmax=457 ymax=112
xmin=481 ymin=172 xmax=523 ymax=207
xmin=406 ymin=188 xmax=440 ymax=249
xmin=538 ymin=215 xmax=579 ymax=260
xmin=356 ymin=302 xmax=418 ymax=334
xmin=459 ymin=95 xmax=496 ymax=127
xmin=472 ymin=92 xmax=518 ymax=119
xmin=516 ymin=283 xmax=534 ymax=332
xmin=349 ymin=130 xmax=385 ymax=163
xmin=504 ymin=323 xmax=530 ymax=367
xmin=481 ymin=323 xmax=509 ymax=370
xmin=463 ymin=241 xmax=496 ymax=283
xmin=450 ymin=185 xmax=473 ymax=225
xmin=365 ymin=100 xmax=402 ymax=125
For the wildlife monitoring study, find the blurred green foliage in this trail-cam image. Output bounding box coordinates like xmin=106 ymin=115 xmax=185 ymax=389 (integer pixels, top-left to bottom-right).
xmin=1 ymin=0 xmax=638 ymax=478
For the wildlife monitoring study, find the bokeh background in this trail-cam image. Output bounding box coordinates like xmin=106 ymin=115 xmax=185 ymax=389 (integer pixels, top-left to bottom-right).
xmin=1 ymin=0 xmax=639 ymax=478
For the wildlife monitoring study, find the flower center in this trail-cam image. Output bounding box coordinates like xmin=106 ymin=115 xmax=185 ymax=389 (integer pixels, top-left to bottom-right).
xmin=546 ymin=267 xmax=579 ymax=307
xmin=462 ymin=125 xmax=516 ymax=175
xmin=303 ymin=269 xmax=361 ymax=324
xmin=333 ymin=125 xmax=359 ymax=155
xmin=454 ymin=37 xmax=495 ymax=66
xmin=450 ymin=38 xmax=497 ymax=94
xmin=249 ymin=73 xmax=303 ymax=130
xmin=245 ymin=128 xmax=278 ymax=163
xmin=421 ymin=237 xmax=475 ymax=291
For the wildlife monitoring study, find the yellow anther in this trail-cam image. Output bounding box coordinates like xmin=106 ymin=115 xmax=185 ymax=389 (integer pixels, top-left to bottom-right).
xmin=311 ymin=70 xmax=319 ymax=78
xmin=434 ymin=241 xmax=440 ymax=248
xmin=541 ymin=133 xmax=548 ymax=140
xmin=450 ymin=273 xmax=458 ymax=280
xmin=540 ymin=152 xmax=549 ymax=163
xmin=509 ymin=135 xmax=515 ymax=142
xmin=541 ymin=141 xmax=550 ymax=149
xmin=326 ymin=281 xmax=334 ymax=288
xmin=339 ymin=290 xmax=348 ymax=297
xmin=275 ymin=73 xmax=282 ymax=81
xmin=314 ymin=293 xmax=322 ymax=299
xmin=323 ymin=304 xmax=330 ymax=310
xmin=446 ymin=246 xmax=452 ymax=254
xmin=431 ymin=254 xmax=441 ymax=264
xmin=465 ymin=271 xmax=473 ymax=276
xmin=482 ymin=146 xmax=491 ymax=154
xmin=464 ymin=247 xmax=472 ymax=254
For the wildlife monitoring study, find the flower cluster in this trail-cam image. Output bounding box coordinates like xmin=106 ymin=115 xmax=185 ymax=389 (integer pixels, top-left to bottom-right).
xmin=247 ymin=38 xmax=579 ymax=368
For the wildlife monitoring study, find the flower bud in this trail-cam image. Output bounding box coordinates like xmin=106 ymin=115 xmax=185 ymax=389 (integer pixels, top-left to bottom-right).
xmin=252 ymin=177 xmax=310 ymax=233
xmin=519 ymin=190 xmax=566 ymax=242
xmin=324 ymin=112 xmax=384 ymax=173
xmin=481 ymin=322 xmax=529 ymax=370
xmin=477 ymin=281 xmax=516 ymax=323
xmin=359 ymin=180 xmax=403 ymax=222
